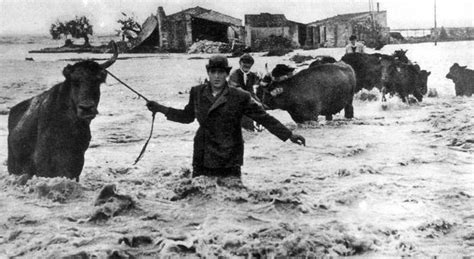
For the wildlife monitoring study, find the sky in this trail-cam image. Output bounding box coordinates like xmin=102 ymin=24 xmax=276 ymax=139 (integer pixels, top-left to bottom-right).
xmin=0 ymin=0 xmax=473 ymax=35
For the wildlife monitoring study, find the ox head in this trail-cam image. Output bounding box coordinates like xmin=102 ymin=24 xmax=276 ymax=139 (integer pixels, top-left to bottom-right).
xmin=393 ymin=49 xmax=409 ymax=63
xmin=257 ymin=64 xmax=295 ymax=110
xmin=446 ymin=63 xmax=466 ymax=80
xmin=63 ymin=41 xmax=118 ymax=121
xmin=379 ymin=55 xmax=396 ymax=84
xmin=417 ymin=70 xmax=431 ymax=95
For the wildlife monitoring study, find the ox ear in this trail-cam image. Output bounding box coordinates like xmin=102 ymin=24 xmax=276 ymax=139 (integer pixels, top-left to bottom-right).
xmin=63 ymin=64 xmax=73 ymax=79
xmin=461 ymin=65 xmax=467 ymax=69
xmin=427 ymin=71 xmax=431 ymax=76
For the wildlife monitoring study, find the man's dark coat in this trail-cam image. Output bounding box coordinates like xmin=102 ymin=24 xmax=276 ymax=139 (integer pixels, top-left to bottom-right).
xmin=165 ymin=83 xmax=291 ymax=168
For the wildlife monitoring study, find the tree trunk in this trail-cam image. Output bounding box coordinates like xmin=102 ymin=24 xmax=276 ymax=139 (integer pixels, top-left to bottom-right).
xmin=84 ymin=35 xmax=90 ymax=47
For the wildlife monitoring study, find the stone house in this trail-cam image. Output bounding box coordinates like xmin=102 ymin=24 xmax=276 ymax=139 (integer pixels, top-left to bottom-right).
xmin=306 ymin=10 xmax=389 ymax=48
xmin=133 ymin=6 xmax=244 ymax=52
xmin=244 ymin=13 xmax=307 ymax=49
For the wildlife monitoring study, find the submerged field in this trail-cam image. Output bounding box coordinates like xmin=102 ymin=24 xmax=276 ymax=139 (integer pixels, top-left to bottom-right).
xmin=0 ymin=39 xmax=473 ymax=257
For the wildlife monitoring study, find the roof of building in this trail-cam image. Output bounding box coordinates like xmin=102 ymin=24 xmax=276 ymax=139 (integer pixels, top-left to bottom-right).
xmin=245 ymin=13 xmax=294 ymax=27
xmin=167 ymin=6 xmax=242 ymax=27
xmin=308 ymin=10 xmax=386 ymax=26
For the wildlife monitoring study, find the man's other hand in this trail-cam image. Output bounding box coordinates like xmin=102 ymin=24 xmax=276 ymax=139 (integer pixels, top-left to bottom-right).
xmin=289 ymin=134 xmax=305 ymax=146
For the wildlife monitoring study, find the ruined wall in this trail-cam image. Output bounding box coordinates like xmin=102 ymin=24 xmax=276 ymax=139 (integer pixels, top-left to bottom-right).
xmin=156 ymin=6 xmax=243 ymax=52
xmin=245 ymin=26 xmax=303 ymax=48
xmin=288 ymin=23 xmax=301 ymax=47
xmin=156 ymin=6 xmax=169 ymax=48
xmin=247 ymin=26 xmax=287 ymax=46
xmin=227 ymin=26 xmax=244 ymax=44
xmin=166 ymin=19 xmax=188 ymax=51
xmin=184 ymin=15 xmax=193 ymax=47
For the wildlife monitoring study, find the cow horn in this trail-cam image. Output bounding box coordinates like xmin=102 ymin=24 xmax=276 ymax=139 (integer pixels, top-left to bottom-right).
xmin=100 ymin=41 xmax=118 ymax=69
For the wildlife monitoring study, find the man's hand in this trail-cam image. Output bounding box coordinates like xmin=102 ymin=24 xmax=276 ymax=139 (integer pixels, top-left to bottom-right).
xmin=289 ymin=134 xmax=305 ymax=146
xmin=146 ymin=101 xmax=168 ymax=114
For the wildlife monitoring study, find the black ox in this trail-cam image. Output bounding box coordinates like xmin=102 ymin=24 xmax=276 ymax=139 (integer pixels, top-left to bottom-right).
xmin=7 ymin=42 xmax=118 ymax=181
xmin=258 ymin=62 xmax=355 ymax=123
xmin=341 ymin=52 xmax=384 ymax=92
xmin=380 ymin=56 xmax=430 ymax=102
xmin=341 ymin=50 xmax=430 ymax=102
xmin=340 ymin=50 xmax=412 ymax=92
xmin=446 ymin=63 xmax=474 ymax=96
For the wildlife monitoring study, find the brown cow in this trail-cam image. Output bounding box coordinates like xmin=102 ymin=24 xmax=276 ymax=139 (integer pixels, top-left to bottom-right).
xmin=380 ymin=57 xmax=431 ymax=103
xmin=8 ymin=42 xmax=118 ymax=181
xmin=446 ymin=63 xmax=474 ymax=96
xmin=258 ymin=62 xmax=355 ymax=123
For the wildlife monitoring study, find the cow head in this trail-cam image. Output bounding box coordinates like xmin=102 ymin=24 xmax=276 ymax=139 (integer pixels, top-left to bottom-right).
xmin=63 ymin=41 xmax=118 ymax=121
xmin=446 ymin=63 xmax=466 ymax=80
xmin=257 ymin=64 xmax=295 ymax=110
xmin=417 ymin=70 xmax=431 ymax=95
xmin=379 ymin=55 xmax=396 ymax=85
xmin=393 ymin=49 xmax=409 ymax=63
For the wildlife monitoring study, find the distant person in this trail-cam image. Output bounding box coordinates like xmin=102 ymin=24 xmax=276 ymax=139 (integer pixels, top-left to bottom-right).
xmin=345 ymin=35 xmax=365 ymax=54
xmin=229 ymin=53 xmax=262 ymax=131
xmin=229 ymin=53 xmax=260 ymax=95
xmin=146 ymin=55 xmax=305 ymax=179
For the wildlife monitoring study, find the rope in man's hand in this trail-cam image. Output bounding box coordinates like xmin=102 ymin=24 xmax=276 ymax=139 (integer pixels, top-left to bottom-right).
xmin=106 ymin=70 xmax=156 ymax=165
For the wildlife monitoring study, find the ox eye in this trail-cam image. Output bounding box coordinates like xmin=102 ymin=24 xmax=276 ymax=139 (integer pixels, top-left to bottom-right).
xmin=98 ymin=71 xmax=107 ymax=81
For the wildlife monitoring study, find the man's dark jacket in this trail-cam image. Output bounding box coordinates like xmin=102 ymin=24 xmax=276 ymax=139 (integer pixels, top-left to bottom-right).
xmin=165 ymin=83 xmax=292 ymax=168
xmin=228 ymin=69 xmax=260 ymax=94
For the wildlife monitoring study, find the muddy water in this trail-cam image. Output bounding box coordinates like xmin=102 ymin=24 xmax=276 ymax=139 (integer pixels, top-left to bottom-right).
xmin=0 ymin=40 xmax=473 ymax=257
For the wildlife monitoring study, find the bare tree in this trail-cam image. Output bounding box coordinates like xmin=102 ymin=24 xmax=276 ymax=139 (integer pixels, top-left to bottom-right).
xmin=117 ymin=12 xmax=142 ymax=41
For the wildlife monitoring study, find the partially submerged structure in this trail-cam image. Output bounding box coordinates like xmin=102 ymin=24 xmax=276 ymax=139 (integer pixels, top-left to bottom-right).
xmin=132 ymin=6 xmax=244 ymax=52
xmin=244 ymin=13 xmax=307 ymax=49
xmin=306 ymin=9 xmax=389 ymax=48
xmin=128 ymin=5 xmax=391 ymax=52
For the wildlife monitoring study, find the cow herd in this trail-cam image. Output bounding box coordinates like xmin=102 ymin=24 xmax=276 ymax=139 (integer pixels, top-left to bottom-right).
xmin=5 ymin=43 xmax=474 ymax=181
xmin=257 ymin=49 xmax=472 ymax=124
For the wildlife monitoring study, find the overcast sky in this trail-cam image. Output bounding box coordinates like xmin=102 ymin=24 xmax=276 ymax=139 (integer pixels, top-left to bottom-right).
xmin=0 ymin=0 xmax=473 ymax=35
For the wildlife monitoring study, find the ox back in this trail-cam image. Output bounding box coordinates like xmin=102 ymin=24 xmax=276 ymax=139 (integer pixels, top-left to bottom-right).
xmin=262 ymin=62 xmax=355 ymax=123
xmin=341 ymin=53 xmax=382 ymax=92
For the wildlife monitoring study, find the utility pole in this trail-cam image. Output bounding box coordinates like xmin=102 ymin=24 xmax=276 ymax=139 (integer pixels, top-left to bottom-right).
xmin=434 ymin=0 xmax=438 ymax=46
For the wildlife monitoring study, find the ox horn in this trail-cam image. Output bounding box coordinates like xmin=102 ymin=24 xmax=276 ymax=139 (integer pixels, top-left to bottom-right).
xmin=100 ymin=41 xmax=118 ymax=69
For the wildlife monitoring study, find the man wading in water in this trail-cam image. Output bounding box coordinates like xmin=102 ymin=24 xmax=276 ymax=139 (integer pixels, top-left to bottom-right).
xmin=345 ymin=35 xmax=365 ymax=54
xmin=146 ymin=55 xmax=305 ymax=179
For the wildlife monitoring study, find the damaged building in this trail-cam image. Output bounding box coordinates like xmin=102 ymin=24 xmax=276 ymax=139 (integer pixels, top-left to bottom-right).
xmin=306 ymin=8 xmax=390 ymax=48
xmin=244 ymin=13 xmax=307 ymax=50
xmin=129 ymin=5 xmax=390 ymax=52
xmin=131 ymin=6 xmax=244 ymax=52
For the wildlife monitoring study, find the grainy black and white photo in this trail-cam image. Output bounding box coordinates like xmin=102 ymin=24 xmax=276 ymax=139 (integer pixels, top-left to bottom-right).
xmin=0 ymin=0 xmax=473 ymax=257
